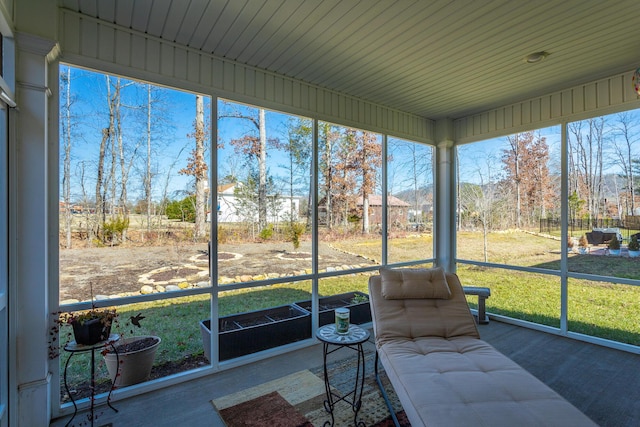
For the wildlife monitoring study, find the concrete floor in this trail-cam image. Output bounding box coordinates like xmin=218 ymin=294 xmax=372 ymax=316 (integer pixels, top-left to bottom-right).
xmin=50 ymin=320 xmax=640 ymax=427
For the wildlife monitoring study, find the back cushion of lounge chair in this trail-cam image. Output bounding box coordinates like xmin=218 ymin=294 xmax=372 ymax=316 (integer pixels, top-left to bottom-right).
xmin=380 ymin=266 xmax=452 ymax=300
xmin=369 ymin=270 xmax=480 ymax=344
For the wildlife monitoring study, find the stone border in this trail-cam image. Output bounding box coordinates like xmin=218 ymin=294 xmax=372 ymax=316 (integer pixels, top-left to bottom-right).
xmin=138 ymin=264 xmax=209 ymax=286
xmin=275 ymin=251 xmax=312 ymax=261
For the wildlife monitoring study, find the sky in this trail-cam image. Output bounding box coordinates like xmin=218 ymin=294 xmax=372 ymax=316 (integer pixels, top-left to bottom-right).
xmin=61 ymin=64 xmax=640 ymax=205
xmin=61 ymin=65 xmax=434 ymax=207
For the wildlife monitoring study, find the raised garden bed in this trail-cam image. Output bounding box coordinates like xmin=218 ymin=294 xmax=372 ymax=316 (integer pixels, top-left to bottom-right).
xmin=200 ymin=304 xmax=311 ymax=361
xmin=294 ymin=291 xmax=371 ymax=326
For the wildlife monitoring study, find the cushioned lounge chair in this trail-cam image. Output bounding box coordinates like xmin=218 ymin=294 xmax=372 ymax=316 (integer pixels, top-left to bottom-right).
xmin=368 ymin=267 xmax=598 ymax=427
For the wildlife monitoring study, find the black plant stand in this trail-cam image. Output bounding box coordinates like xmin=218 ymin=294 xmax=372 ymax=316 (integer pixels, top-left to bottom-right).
xmin=316 ymin=324 xmax=370 ymax=427
xmin=63 ymin=334 xmax=120 ymax=427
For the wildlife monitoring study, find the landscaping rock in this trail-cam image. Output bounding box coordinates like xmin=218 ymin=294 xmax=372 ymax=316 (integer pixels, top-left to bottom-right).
xmin=140 ymin=285 xmax=154 ymax=294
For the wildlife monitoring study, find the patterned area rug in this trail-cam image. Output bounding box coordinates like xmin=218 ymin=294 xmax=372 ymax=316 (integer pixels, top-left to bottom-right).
xmin=212 ymin=352 xmax=410 ymax=427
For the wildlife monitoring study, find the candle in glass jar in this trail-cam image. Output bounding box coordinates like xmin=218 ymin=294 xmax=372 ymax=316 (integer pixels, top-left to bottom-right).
xmin=335 ymin=308 xmax=350 ymax=334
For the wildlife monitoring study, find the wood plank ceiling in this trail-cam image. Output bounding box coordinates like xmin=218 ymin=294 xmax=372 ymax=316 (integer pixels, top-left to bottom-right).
xmin=61 ymin=0 xmax=640 ymax=120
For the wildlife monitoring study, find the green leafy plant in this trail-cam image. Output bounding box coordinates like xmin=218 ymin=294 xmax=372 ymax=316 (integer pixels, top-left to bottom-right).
xmin=286 ymin=221 xmax=306 ymax=250
xmin=259 ymin=223 xmax=274 ymax=240
xmin=608 ymin=235 xmax=621 ymax=250
xmin=350 ymin=293 xmax=369 ymax=304
xmin=49 ymin=307 xmax=118 ymax=359
xmin=102 ymin=215 xmax=130 ymax=243
xmin=628 ymin=235 xmax=639 ymax=251
xmin=49 ymin=282 xmax=119 ymax=357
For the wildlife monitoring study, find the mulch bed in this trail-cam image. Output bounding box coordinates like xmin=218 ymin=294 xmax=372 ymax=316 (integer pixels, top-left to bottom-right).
xmin=61 ymin=354 xmax=209 ymax=403
xmin=147 ymin=267 xmax=201 ymax=282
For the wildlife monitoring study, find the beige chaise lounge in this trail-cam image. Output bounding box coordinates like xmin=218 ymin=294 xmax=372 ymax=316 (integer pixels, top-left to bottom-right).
xmin=369 ymin=267 xmax=598 ymax=427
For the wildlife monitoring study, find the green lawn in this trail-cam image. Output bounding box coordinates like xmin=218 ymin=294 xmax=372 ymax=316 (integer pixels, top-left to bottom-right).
xmin=58 ymin=230 xmax=640 ymax=389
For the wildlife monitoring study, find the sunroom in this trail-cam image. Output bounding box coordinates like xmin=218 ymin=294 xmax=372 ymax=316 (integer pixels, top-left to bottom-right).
xmin=4 ymin=1 xmax=640 ymax=426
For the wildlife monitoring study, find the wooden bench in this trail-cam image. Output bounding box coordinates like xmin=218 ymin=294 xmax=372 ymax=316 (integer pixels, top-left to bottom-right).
xmin=462 ymin=286 xmax=490 ymax=324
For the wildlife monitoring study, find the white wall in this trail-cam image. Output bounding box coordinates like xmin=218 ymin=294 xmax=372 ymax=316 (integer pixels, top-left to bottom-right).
xmin=454 ymin=71 xmax=640 ymax=144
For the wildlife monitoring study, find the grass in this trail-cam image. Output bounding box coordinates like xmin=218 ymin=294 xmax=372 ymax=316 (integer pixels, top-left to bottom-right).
xmin=59 ymin=230 xmax=640 ymax=392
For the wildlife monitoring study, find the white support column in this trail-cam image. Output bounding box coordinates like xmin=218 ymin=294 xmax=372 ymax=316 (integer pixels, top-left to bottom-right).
xmin=12 ymin=32 xmax=58 ymax=427
xmin=434 ymin=119 xmax=456 ymax=273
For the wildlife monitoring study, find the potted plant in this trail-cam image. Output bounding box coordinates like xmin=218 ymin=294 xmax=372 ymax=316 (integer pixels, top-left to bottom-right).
xmin=627 ymin=235 xmax=640 ymax=258
xmin=65 ymin=307 xmax=118 ymax=345
xmin=608 ymin=234 xmax=621 ymax=256
xmin=578 ymin=234 xmax=589 ymax=254
xmin=53 ymin=281 xmax=119 ymax=346
xmin=102 ymin=313 xmax=161 ymax=387
xmin=567 ymin=235 xmax=575 ymax=253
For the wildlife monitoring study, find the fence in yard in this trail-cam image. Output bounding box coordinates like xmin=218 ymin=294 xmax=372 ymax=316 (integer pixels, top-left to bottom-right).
xmin=540 ymin=218 xmax=627 ymax=235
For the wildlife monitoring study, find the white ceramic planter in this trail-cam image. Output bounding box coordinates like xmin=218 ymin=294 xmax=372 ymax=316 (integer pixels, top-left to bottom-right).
xmin=104 ymin=335 xmax=161 ymax=387
xmin=628 ymin=250 xmax=640 ymax=258
xmin=609 ymin=249 xmax=621 ymax=256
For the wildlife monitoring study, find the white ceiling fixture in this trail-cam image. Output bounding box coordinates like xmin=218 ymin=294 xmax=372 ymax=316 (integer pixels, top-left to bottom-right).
xmin=524 ymin=51 xmax=550 ymax=64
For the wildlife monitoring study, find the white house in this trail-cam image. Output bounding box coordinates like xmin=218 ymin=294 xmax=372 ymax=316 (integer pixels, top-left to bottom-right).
xmin=208 ymin=183 xmax=301 ymax=224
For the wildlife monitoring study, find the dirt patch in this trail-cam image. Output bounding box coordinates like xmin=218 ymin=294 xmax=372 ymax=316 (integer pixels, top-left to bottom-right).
xmin=147 ymin=267 xmax=202 ymax=282
xmin=62 ymin=354 xmax=208 ymax=403
xmin=59 ymin=241 xmax=374 ymax=301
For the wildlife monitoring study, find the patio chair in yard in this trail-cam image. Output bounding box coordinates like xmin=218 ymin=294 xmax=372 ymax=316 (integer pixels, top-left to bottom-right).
xmin=586 ymin=228 xmax=622 ymax=246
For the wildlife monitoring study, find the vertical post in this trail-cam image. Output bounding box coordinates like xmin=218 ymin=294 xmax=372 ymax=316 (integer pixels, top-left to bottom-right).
xmin=434 ymin=119 xmax=455 ymax=272
xmin=560 ymin=123 xmax=569 ymax=334
xmin=13 ymin=32 xmax=59 ymax=426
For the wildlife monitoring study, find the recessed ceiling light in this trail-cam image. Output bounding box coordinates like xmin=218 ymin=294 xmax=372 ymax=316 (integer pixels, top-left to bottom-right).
xmin=524 ymin=51 xmax=550 ymax=64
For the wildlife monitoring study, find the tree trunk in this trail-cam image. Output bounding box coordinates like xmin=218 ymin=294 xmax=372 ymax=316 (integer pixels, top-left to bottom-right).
xmin=115 ymin=78 xmax=129 ymax=243
xmin=194 ymin=95 xmax=207 ymax=240
xmin=258 ymin=108 xmax=267 ymax=232
xmin=145 ymin=84 xmax=152 ymax=239
xmin=362 ymin=196 xmax=370 ymax=234
xmin=62 ymin=67 xmax=73 ymax=248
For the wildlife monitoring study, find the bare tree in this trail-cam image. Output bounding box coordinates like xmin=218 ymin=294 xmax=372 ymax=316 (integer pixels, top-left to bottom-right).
xmin=391 ymin=140 xmax=432 ymax=226
xmin=60 ymin=66 xmax=74 ymax=248
xmin=353 ymin=131 xmax=382 ymax=234
xmin=318 ymin=122 xmax=339 ymax=228
xmin=144 ymin=84 xmax=153 ymax=236
xmin=459 ymin=157 xmax=501 ymax=262
xmin=180 ymin=95 xmax=209 ymax=240
xmin=502 ymin=131 xmax=552 ymax=228
xmin=610 ymin=112 xmax=638 ymax=217
xmin=219 ymin=102 xmax=277 ymax=233
xmin=569 ymin=118 xmax=605 ymax=223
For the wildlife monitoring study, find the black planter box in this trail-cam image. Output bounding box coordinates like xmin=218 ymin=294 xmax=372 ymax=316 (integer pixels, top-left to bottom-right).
xmin=294 ymin=291 xmax=371 ymax=326
xmin=200 ymin=304 xmax=311 ymax=361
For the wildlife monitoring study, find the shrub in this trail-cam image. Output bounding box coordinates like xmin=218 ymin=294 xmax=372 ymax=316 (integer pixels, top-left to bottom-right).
xmin=628 ymin=235 xmax=640 ymax=251
xmin=285 ymin=222 xmax=307 ymax=250
xmin=608 ymin=234 xmax=621 ymax=250
xmin=166 ymin=196 xmax=196 ymax=222
xmin=259 ymin=224 xmax=274 ymax=240
xmin=578 ymin=234 xmax=588 ymax=247
xmin=102 ymin=216 xmax=130 ymax=244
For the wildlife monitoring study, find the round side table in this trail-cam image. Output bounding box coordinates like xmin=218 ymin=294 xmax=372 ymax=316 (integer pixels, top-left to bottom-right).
xmin=315 ymin=324 xmax=370 ymax=427
xmin=63 ymin=334 xmax=120 ymax=427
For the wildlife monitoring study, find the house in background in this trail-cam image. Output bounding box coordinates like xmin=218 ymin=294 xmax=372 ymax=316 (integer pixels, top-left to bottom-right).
xmin=357 ymin=195 xmax=411 ymax=229
xmin=208 ymin=183 xmax=301 ymax=224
